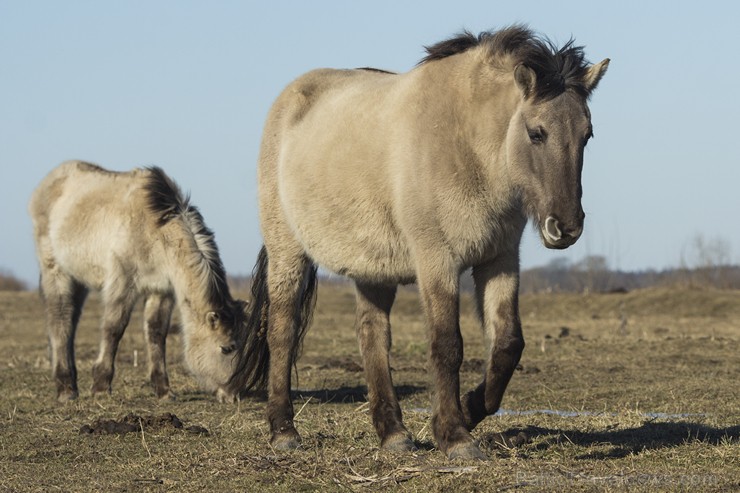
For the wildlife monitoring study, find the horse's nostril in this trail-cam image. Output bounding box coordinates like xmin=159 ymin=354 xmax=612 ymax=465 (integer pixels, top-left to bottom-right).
xmin=543 ymin=215 xmax=583 ymax=248
xmin=564 ymin=225 xmax=583 ymax=239
xmin=544 ymin=216 xmax=562 ymax=241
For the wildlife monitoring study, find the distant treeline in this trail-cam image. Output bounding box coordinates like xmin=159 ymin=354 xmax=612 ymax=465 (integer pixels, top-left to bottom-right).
xmin=227 ymin=255 xmax=740 ymax=295
xmin=4 ymin=256 xmax=739 ymax=294
xmin=516 ymin=255 xmax=740 ymax=293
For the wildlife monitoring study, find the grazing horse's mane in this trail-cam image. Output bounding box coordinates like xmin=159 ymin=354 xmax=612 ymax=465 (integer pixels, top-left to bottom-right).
xmin=144 ymin=166 xmax=230 ymax=306
xmin=420 ymin=25 xmax=592 ymax=100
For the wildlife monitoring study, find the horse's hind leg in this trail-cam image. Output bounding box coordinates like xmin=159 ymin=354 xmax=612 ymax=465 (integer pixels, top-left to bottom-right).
xmin=91 ymin=282 xmax=136 ymax=395
xmin=142 ymin=294 xmax=175 ymax=399
xmin=41 ymin=269 xmax=88 ymax=401
xmin=355 ymin=283 xmax=414 ymax=451
xmin=265 ymin=250 xmax=315 ymax=450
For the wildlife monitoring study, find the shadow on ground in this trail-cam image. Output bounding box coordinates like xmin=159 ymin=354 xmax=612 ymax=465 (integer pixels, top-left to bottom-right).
xmin=483 ymin=422 xmax=740 ymax=459
xmin=291 ymin=384 xmax=426 ymax=404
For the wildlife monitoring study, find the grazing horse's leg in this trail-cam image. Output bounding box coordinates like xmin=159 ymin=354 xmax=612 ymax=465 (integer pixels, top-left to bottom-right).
xmin=41 ymin=268 xmax=88 ymax=402
xmin=142 ymin=293 xmax=175 ymax=399
xmin=417 ymin=261 xmax=486 ymax=460
xmin=354 ymin=283 xmax=415 ymax=451
xmin=265 ymin=250 xmax=313 ymax=450
xmin=91 ymin=282 xmax=136 ymax=395
xmin=462 ymin=255 xmax=524 ymax=430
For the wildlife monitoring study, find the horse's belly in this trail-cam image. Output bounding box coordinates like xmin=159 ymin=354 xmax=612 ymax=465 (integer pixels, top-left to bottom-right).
xmin=312 ymin=233 xmax=416 ymax=284
xmin=283 ymin=196 xmax=416 ymax=284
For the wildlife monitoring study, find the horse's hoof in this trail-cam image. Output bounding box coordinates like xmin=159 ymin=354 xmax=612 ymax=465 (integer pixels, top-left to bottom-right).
xmin=91 ymin=387 xmax=112 ymax=397
xmin=447 ymin=441 xmax=487 ymax=461
xmin=91 ymin=379 xmax=112 ymax=395
xmin=382 ymin=433 xmax=417 ymax=452
xmin=271 ymin=433 xmax=302 ymax=451
xmin=158 ymin=391 xmax=177 ymax=402
xmin=56 ymin=389 xmax=78 ymax=402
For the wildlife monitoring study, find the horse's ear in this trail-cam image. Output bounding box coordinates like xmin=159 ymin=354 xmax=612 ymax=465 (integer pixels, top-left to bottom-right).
xmin=514 ymin=64 xmax=537 ymax=99
xmin=206 ymin=311 xmax=220 ymax=329
xmin=584 ymin=58 xmax=610 ymax=93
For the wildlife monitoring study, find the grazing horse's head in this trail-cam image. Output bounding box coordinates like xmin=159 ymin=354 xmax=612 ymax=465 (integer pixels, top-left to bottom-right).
xmin=504 ymin=40 xmax=609 ymax=249
xmin=183 ymin=299 xmax=249 ymax=402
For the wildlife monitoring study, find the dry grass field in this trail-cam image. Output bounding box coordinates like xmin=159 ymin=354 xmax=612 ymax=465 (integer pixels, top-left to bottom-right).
xmin=0 ymin=283 xmax=738 ymax=492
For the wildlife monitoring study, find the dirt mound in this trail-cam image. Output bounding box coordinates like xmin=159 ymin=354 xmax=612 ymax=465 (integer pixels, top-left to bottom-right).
xmin=79 ymin=412 xmax=208 ymax=435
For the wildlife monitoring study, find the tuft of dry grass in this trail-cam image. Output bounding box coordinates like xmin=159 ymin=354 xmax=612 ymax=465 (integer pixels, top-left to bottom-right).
xmin=0 ymin=286 xmax=738 ymax=492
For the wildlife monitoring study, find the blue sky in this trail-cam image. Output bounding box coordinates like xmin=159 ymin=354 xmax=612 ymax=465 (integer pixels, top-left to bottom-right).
xmin=2 ymin=1 xmax=739 ymax=286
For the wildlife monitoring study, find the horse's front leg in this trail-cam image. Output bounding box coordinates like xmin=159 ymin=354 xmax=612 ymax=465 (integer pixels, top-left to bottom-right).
xmin=142 ymin=294 xmax=175 ymax=400
xmin=462 ymin=256 xmax=525 ymax=430
xmin=91 ymin=284 xmax=136 ymax=395
xmin=418 ymin=262 xmax=486 ymax=460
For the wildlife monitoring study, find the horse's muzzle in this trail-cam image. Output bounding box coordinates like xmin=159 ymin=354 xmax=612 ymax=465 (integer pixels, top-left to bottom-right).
xmin=541 ymin=215 xmax=583 ymax=249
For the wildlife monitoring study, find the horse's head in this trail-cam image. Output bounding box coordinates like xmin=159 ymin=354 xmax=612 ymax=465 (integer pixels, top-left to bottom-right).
xmin=506 ymin=57 xmax=609 ymax=249
xmin=183 ymin=299 xmax=250 ymax=402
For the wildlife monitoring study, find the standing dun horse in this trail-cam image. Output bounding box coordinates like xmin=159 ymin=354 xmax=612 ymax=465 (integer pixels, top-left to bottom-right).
xmin=231 ymin=26 xmax=609 ymax=459
xmin=30 ymin=161 xmax=248 ymax=402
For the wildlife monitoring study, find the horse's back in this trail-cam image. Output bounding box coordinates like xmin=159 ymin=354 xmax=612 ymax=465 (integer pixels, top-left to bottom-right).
xmin=30 ymin=161 xmax=155 ymax=289
xmin=31 ymin=160 xmax=144 ymax=213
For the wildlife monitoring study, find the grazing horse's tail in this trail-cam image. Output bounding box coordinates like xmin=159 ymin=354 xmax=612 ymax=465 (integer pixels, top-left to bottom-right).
xmin=228 ymin=245 xmax=318 ymax=396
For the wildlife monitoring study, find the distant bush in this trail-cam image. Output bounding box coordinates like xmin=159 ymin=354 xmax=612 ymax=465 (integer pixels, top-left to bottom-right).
xmin=520 ymin=256 xmax=740 ymax=294
xmin=0 ymin=269 xmax=28 ymax=291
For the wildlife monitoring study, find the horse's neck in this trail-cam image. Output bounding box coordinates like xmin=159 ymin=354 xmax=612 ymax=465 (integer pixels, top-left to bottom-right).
xmin=413 ymin=55 xmax=521 ymax=207
xmin=164 ymin=235 xmax=221 ymax=325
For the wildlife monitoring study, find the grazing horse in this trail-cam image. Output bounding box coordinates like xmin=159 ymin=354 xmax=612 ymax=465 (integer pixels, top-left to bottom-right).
xmin=29 ymin=161 xmax=248 ymax=402
xmin=231 ymin=26 xmax=609 ymax=459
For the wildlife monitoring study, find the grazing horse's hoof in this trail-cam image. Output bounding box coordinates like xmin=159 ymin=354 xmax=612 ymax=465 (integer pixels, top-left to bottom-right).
xmin=91 ymin=385 xmax=112 ymax=397
xmin=271 ymin=432 xmax=302 ymax=451
xmin=158 ymin=391 xmax=177 ymax=402
xmin=382 ymin=433 xmax=417 ymax=452
xmin=447 ymin=441 xmax=487 ymax=461
xmin=56 ymin=390 xmax=78 ymax=403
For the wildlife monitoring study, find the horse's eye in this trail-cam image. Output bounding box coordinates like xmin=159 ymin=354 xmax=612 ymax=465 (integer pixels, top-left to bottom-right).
xmin=527 ymin=126 xmax=546 ymax=144
xmin=221 ymin=344 xmax=236 ymax=355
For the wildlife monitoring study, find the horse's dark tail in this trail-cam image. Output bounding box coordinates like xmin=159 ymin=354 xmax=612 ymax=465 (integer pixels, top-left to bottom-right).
xmin=228 ymin=245 xmax=318 ymax=396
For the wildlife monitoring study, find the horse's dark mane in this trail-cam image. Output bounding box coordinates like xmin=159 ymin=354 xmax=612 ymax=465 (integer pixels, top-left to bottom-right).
xmin=420 ymin=25 xmax=591 ymax=100
xmin=145 ymin=166 xmax=184 ymax=226
xmin=144 ymin=166 xmax=231 ymax=307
